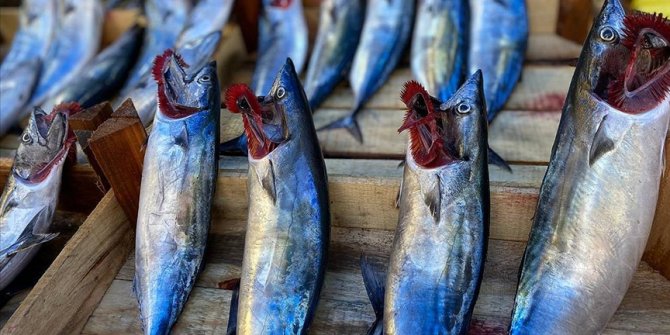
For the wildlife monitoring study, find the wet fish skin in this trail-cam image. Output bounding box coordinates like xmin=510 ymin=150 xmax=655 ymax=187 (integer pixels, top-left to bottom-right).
xmin=134 ymin=53 xmax=220 ymax=335
xmin=384 ymin=72 xmax=489 ymax=335
xmin=29 ymin=0 xmax=104 ymax=106
xmin=236 ymin=59 xmax=329 ymax=334
xmin=304 ymin=0 xmax=365 ymax=110
xmin=318 ymin=0 xmax=415 ymax=143
xmin=120 ymin=0 xmax=191 ymax=94
xmin=510 ymin=1 xmax=670 ymax=333
xmin=252 ymin=0 xmax=308 ymax=95
xmin=468 ymin=0 xmax=528 ymax=122
xmin=0 ymin=106 xmax=76 ymax=290
xmin=0 ymin=60 xmax=41 ymax=136
xmin=0 ymin=0 xmax=55 ymax=72
xmin=45 ymin=25 xmax=144 ymax=111
xmin=411 ymin=0 xmax=469 ymax=101
xmin=177 ymin=0 xmax=234 ymax=46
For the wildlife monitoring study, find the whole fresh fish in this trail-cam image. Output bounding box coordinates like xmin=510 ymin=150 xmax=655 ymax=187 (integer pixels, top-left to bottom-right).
xmin=365 ymin=72 xmax=489 ymax=335
xmin=29 ymin=0 xmax=104 ymax=106
xmin=119 ymin=0 xmax=191 ymax=94
xmin=117 ymin=31 xmax=221 ymax=125
xmin=0 ymin=0 xmax=56 ymax=135
xmin=318 ymin=0 xmax=415 ymax=143
xmin=176 ymin=0 xmax=234 ymax=46
xmin=225 ymin=58 xmax=329 ymax=334
xmin=44 ymin=25 xmax=144 ymax=111
xmin=0 ymin=103 xmax=79 ymax=291
xmin=468 ymin=0 xmax=528 ymax=122
xmin=411 ymin=0 xmax=469 ymax=101
xmin=304 ymin=0 xmax=365 ymax=110
xmin=252 ymin=0 xmax=308 ymax=95
xmin=510 ymin=1 xmax=670 ymax=334
xmin=134 ymin=50 xmax=219 ymax=335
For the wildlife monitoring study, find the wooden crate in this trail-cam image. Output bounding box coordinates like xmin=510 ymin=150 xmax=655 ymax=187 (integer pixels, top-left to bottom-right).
xmin=1 ymin=0 xmax=669 ymax=334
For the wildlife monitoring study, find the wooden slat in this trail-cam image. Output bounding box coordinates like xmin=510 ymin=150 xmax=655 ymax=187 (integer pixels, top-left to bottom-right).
xmin=643 ymin=136 xmax=670 ymax=278
xmin=0 ymin=192 xmax=135 ymax=335
xmin=227 ymin=65 xmax=575 ymax=112
xmin=83 ymin=224 xmax=670 ymax=334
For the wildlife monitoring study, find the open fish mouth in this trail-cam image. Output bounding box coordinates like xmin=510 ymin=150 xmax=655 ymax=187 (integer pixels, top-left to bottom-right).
xmin=225 ymin=83 xmax=288 ymax=159
xmin=601 ymin=12 xmax=670 ymax=113
xmin=399 ymin=81 xmax=454 ymax=169
xmin=153 ymin=49 xmax=204 ymax=118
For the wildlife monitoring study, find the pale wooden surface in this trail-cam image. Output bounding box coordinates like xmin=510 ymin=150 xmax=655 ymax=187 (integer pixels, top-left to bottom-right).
xmin=0 ymin=193 xmax=134 ymax=335
xmin=644 ymin=136 xmax=670 ymax=278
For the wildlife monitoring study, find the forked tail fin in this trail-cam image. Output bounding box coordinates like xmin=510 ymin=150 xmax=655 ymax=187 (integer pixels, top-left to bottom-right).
xmin=360 ymin=255 xmax=386 ymax=335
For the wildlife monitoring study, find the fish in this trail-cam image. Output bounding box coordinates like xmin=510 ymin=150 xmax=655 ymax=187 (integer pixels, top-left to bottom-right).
xmin=119 ymin=0 xmax=191 ymax=94
xmin=411 ymin=0 xmax=469 ymax=101
xmin=364 ymin=72 xmax=489 ymax=335
xmin=224 ymin=58 xmax=329 ymax=334
xmin=317 ymin=0 xmax=415 ymax=143
xmin=509 ymin=1 xmax=670 ymax=334
xmin=252 ymin=0 xmax=308 ymax=95
xmin=29 ymin=0 xmax=104 ymax=106
xmin=0 ymin=0 xmax=57 ymax=135
xmin=134 ymin=50 xmax=220 ymax=335
xmin=117 ymin=31 xmax=221 ymax=126
xmin=468 ymin=0 xmax=528 ymax=122
xmin=304 ymin=0 xmax=365 ymax=110
xmin=0 ymin=103 xmax=79 ymax=291
xmin=44 ymin=25 xmax=144 ymax=111
xmin=176 ymin=0 xmax=234 ymax=46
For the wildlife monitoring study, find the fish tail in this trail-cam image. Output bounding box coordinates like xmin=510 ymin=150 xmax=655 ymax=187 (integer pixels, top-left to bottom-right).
xmin=316 ymin=113 xmax=363 ymax=143
xmin=219 ymin=134 xmax=249 ymax=156
xmin=219 ymin=278 xmax=240 ymax=335
xmin=488 ymin=147 xmax=513 ymax=172
xmin=360 ymin=255 xmax=386 ymax=335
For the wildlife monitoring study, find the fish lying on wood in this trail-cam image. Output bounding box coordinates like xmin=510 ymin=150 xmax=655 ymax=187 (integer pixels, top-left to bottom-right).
xmin=411 ymin=0 xmax=469 ymax=101
xmin=304 ymin=0 xmax=365 ymax=110
xmin=119 ymin=0 xmax=191 ymax=94
xmin=510 ymin=1 xmax=670 ymax=333
xmin=363 ymin=73 xmax=490 ymax=335
xmin=317 ymin=0 xmax=415 ymax=143
xmin=0 ymin=0 xmax=56 ymax=136
xmin=134 ymin=50 xmax=220 ymax=335
xmin=44 ymin=25 xmax=144 ymax=111
xmin=29 ymin=0 xmax=104 ymax=106
xmin=0 ymin=103 xmax=79 ymax=291
xmin=468 ymin=0 xmax=528 ymax=122
xmin=224 ymin=58 xmax=329 ymax=334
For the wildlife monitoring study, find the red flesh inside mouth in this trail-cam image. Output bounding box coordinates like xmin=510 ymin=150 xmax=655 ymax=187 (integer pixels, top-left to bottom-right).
xmin=152 ymin=49 xmax=200 ymax=119
xmin=225 ymin=84 xmax=280 ymax=159
xmin=270 ymin=0 xmax=292 ymax=9
xmin=606 ymin=12 xmax=670 ymax=113
xmin=399 ymin=81 xmax=452 ymax=169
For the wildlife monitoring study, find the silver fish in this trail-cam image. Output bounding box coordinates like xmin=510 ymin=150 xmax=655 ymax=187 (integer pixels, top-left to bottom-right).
xmin=0 ymin=60 xmax=41 ymax=136
xmin=0 ymin=104 xmax=78 ymax=290
xmin=134 ymin=50 xmax=219 ymax=335
xmin=176 ymin=0 xmax=233 ymax=46
xmin=510 ymin=1 xmax=670 ymax=334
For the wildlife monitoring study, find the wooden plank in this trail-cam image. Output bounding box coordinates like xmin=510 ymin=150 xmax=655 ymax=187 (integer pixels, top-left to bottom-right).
xmin=228 ymin=65 xmax=575 ymax=112
xmin=69 ymin=102 xmax=114 ymax=191
xmin=643 ymin=136 xmax=670 ymax=278
xmin=84 ymin=225 xmax=670 ymax=334
xmin=0 ymin=192 xmax=135 ymax=335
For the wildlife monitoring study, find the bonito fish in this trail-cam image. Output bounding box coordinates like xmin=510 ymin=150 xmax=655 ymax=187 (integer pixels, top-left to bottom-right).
xmin=468 ymin=0 xmax=528 ymax=122
xmin=0 ymin=103 xmax=79 ymax=291
xmin=411 ymin=0 xmax=469 ymax=101
xmin=318 ymin=0 xmax=414 ymax=143
xmin=134 ymin=50 xmax=220 ymax=335
xmin=225 ymin=58 xmax=329 ymax=334
xmin=30 ymin=0 xmax=104 ymax=106
xmin=176 ymin=0 xmax=234 ymax=46
xmin=510 ymin=1 xmax=670 ymax=334
xmin=367 ymin=72 xmax=489 ymax=335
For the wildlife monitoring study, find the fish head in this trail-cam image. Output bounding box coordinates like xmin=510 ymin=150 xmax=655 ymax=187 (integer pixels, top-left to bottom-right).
xmin=153 ymin=49 xmax=219 ymax=119
xmin=13 ymin=103 xmax=78 ymax=182
xmin=604 ymin=12 xmax=670 ymax=113
xmin=398 ymin=80 xmax=451 ymax=168
xmin=225 ymin=59 xmax=306 ymax=159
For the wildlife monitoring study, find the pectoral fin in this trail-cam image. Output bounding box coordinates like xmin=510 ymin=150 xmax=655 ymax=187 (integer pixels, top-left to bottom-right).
xmin=589 ymin=114 xmax=615 ymax=166
xmin=256 ymin=160 xmax=276 ymax=204
xmin=423 ymin=175 xmax=441 ymax=223
xmin=0 ymin=209 xmax=58 ymax=260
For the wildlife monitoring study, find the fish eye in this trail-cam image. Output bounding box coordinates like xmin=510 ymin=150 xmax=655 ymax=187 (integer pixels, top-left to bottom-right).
xmin=198 ymin=74 xmax=211 ymax=84
xmin=456 ymin=103 xmax=471 ymax=114
xmin=599 ymin=27 xmax=617 ymax=43
xmin=276 ymin=86 xmax=286 ymax=99
xmin=22 ymin=133 xmax=32 ymax=144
